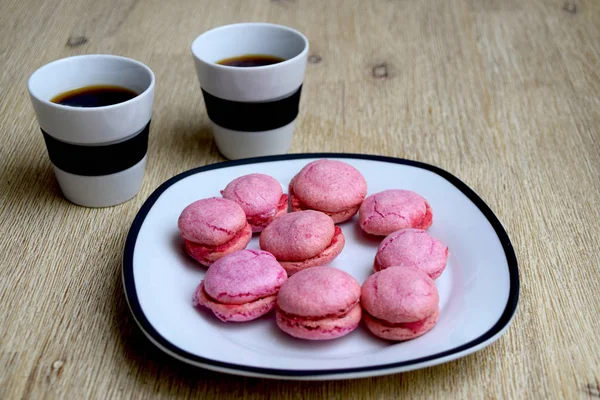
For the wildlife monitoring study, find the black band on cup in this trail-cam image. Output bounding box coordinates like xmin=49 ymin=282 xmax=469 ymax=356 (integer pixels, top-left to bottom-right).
xmin=202 ymin=86 xmax=302 ymax=132
xmin=41 ymin=121 xmax=150 ymax=176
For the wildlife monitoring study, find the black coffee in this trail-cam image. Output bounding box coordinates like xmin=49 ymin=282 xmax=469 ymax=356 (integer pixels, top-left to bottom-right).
xmin=51 ymin=85 xmax=138 ymax=107
xmin=217 ymin=54 xmax=285 ymax=67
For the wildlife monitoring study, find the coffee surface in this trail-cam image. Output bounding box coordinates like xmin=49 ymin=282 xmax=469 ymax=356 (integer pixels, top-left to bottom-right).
xmin=217 ymin=54 xmax=285 ymax=67
xmin=51 ymin=85 xmax=138 ymax=107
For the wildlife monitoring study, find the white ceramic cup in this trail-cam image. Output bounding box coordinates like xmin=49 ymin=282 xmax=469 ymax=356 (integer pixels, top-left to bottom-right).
xmin=191 ymin=23 xmax=309 ymax=160
xmin=28 ymin=54 xmax=155 ymax=208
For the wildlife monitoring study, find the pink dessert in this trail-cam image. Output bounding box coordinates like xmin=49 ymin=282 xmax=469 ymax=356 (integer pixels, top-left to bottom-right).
xmin=374 ymin=228 xmax=449 ymax=279
xmin=193 ymin=249 xmax=287 ymax=322
xmin=358 ymin=189 xmax=433 ymax=236
xmin=259 ymin=210 xmax=345 ymax=275
xmin=289 ymin=159 xmax=367 ymax=223
xmin=178 ymin=197 xmax=252 ymax=266
xmin=361 ymin=267 xmax=440 ymax=341
xmin=276 ymin=266 xmax=362 ymax=340
xmin=221 ymin=173 xmax=288 ymax=232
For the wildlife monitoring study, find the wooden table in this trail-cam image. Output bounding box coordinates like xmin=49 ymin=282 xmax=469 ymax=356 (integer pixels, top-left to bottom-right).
xmin=1 ymin=0 xmax=599 ymax=398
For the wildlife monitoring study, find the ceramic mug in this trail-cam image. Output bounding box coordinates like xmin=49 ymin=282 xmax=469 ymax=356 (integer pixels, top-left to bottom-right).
xmin=28 ymin=54 xmax=155 ymax=208
xmin=191 ymin=23 xmax=309 ymax=160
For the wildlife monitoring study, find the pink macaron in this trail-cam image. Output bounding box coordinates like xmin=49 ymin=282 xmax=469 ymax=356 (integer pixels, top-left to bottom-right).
xmin=359 ymin=189 xmax=433 ymax=236
xmin=276 ymin=266 xmax=362 ymax=340
xmin=374 ymin=228 xmax=449 ymax=279
xmin=193 ymin=249 xmax=287 ymax=322
xmin=178 ymin=197 xmax=252 ymax=266
xmin=289 ymin=159 xmax=367 ymax=223
xmin=259 ymin=210 xmax=345 ymax=275
xmin=221 ymin=173 xmax=288 ymax=233
xmin=361 ymin=266 xmax=440 ymax=341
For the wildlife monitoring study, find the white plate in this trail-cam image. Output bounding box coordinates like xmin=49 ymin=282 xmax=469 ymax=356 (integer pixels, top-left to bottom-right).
xmin=123 ymin=153 xmax=519 ymax=380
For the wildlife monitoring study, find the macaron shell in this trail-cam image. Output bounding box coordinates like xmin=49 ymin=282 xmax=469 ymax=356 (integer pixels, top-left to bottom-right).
xmin=221 ymin=173 xmax=285 ymax=217
xmin=193 ymin=282 xmax=277 ymax=322
xmin=290 ymin=192 xmax=361 ymax=224
xmin=375 ymin=228 xmax=449 ymax=279
xmin=204 ymin=249 xmax=287 ymax=304
xmin=363 ymin=308 xmax=439 ymax=341
xmin=279 ymin=226 xmax=345 ymax=275
xmin=184 ymin=223 xmax=252 ymax=266
xmin=259 ymin=210 xmax=335 ymax=261
xmin=289 ymin=160 xmax=367 ymax=213
xmin=277 ymin=266 xmax=361 ymax=318
xmin=361 ymin=267 xmax=439 ymax=323
xmin=246 ymin=194 xmax=288 ymax=233
xmin=359 ymin=189 xmax=433 ymax=236
xmin=276 ymin=303 xmax=362 ymax=340
xmin=322 ymin=204 xmax=362 ymax=224
xmin=178 ymin=197 xmax=247 ymax=245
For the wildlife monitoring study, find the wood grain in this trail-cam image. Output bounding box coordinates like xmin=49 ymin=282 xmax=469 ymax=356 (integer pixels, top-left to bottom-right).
xmin=1 ymin=0 xmax=599 ymax=398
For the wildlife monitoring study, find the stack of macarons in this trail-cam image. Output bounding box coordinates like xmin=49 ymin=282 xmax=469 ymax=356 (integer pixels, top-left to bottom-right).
xmin=289 ymin=159 xmax=367 ymax=223
xmin=193 ymin=249 xmax=287 ymax=322
xmin=259 ymin=210 xmax=345 ymax=276
xmin=361 ymin=267 xmax=440 ymax=341
xmin=177 ymin=197 xmax=252 ymax=266
xmin=276 ymin=267 xmax=362 ymax=340
xmin=177 ymin=158 xmax=450 ymax=342
xmin=221 ymin=173 xmax=288 ymax=233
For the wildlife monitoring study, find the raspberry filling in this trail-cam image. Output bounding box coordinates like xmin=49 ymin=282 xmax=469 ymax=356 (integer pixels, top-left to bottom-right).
xmin=247 ymin=194 xmax=288 ymax=229
xmin=414 ymin=201 xmax=433 ymax=229
xmin=276 ymin=299 xmax=359 ymax=322
xmin=195 ymin=282 xmax=276 ymax=308
xmin=194 ymin=282 xmax=279 ymax=322
xmin=290 ymin=191 xmax=359 ymax=223
xmin=364 ymin=310 xmax=435 ymax=330
xmin=184 ymin=223 xmax=250 ymax=260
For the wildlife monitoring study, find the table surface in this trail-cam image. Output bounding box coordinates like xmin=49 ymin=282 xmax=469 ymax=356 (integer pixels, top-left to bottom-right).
xmin=1 ymin=0 xmax=599 ymax=398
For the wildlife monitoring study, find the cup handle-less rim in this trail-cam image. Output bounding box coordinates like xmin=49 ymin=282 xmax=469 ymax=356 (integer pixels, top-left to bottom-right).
xmin=190 ymin=22 xmax=309 ymax=71
xmin=27 ymin=54 xmax=156 ymax=112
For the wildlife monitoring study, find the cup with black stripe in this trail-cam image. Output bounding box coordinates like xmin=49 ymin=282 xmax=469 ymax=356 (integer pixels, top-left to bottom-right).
xmin=27 ymin=54 xmax=155 ymax=208
xmin=191 ymin=23 xmax=309 ymax=160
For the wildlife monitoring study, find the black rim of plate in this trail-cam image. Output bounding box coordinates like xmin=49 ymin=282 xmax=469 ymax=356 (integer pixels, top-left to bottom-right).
xmin=123 ymin=153 xmax=519 ymax=377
